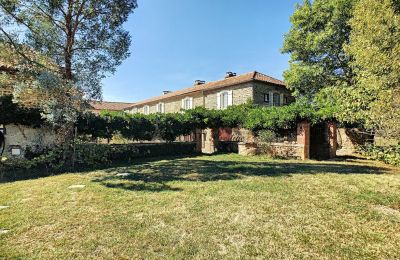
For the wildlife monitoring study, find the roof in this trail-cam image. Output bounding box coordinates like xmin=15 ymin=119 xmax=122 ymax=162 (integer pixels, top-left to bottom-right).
xmin=89 ymin=101 xmax=135 ymax=111
xmin=125 ymin=71 xmax=286 ymax=109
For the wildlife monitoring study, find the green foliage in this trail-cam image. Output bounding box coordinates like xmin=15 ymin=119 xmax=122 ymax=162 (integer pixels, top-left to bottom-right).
xmin=338 ymin=0 xmax=400 ymax=140
xmin=282 ymin=0 xmax=357 ymax=97
xmin=0 ymin=146 xmax=65 ymax=173
xmin=0 ymin=143 xmax=197 ymax=174
xmin=360 ymin=145 xmax=400 ymax=167
xmin=0 ymin=95 xmax=44 ymax=127
xmin=150 ymin=113 xmax=192 ymax=142
xmin=0 ymin=0 xmax=138 ymax=98
xmin=76 ymin=100 xmax=336 ymax=141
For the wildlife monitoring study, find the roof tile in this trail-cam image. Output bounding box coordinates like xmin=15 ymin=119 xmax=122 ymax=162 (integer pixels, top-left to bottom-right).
xmin=126 ymin=71 xmax=285 ymax=109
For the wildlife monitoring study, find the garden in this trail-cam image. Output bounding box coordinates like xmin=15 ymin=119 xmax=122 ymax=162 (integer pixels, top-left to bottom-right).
xmin=1 ymin=154 xmax=400 ymax=258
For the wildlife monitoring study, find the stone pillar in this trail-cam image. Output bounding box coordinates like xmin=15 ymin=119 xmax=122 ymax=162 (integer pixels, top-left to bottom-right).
xmin=194 ymin=129 xmax=202 ymax=153
xmin=297 ymin=121 xmax=310 ymax=160
xmin=202 ymin=128 xmax=218 ymax=154
xmin=327 ymin=122 xmax=337 ymax=158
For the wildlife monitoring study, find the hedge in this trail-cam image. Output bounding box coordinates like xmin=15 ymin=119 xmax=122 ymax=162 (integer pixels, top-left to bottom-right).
xmin=0 ymin=142 xmax=197 ymax=179
xmin=360 ymin=145 xmax=400 ymax=167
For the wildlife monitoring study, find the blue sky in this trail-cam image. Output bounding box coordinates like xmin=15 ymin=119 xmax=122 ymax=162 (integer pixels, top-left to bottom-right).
xmin=102 ymin=0 xmax=301 ymax=102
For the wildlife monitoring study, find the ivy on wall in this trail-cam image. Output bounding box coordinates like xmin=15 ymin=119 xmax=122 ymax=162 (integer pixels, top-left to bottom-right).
xmin=0 ymin=95 xmax=44 ymax=127
xmin=76 ymin=98 xmax=337 ymax=141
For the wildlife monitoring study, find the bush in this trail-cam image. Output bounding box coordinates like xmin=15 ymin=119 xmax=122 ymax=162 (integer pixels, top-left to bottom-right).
xmin=0 ymin=142 xmax=198 ymax=178
xmin=76 ymin=99 xmax=335 ymax=142
xmin=360 ymin=145 xmax=400 ymax=167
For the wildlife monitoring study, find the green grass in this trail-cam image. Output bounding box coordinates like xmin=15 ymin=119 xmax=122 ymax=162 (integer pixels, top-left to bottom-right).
xmin=1 ymin=154 xmax=400 ymax=259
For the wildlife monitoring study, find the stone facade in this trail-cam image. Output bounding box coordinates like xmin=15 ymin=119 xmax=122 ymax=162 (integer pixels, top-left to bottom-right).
xmin=252 ymin=82 xmax=294 ymax=106
xmin=237 ymin=121 xmax=311 ymax=160
xmin=126 ymin=72 xmax=292 ymax=114
xmin=2 ymin=124 xmax=57 ymax=157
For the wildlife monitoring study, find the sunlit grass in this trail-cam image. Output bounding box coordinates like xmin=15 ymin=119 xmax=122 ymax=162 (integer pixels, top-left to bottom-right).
xmin=0 ymin=154 xmax=399 ymax=259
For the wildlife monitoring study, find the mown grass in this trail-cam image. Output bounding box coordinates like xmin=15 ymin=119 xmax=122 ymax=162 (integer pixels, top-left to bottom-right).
xmin=0 ymin=154 xmax=400 ymax=259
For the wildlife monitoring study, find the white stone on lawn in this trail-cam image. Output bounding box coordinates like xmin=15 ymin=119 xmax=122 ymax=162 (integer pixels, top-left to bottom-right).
xmin=0 ymin=229 xmax=10 ymax=234
xmin=68 ymin=185 xmax=86 ymax=189
xmin=0 ymin=206 xmax=9 ymax=210
xmin=116 ymin=173 xmax=130 ymax=177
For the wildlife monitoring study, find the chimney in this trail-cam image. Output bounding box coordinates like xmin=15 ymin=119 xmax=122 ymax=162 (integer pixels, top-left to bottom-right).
xmin=162 ymin=90 xmax=172 ymax=95
xmin=225 ymin=72 xmax=237 ymax=78
xmin=194 ymin=80 xmax=206 ymax=86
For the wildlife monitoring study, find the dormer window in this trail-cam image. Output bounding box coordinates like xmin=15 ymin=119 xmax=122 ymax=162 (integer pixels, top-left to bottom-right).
xmin=156 ymin=102 xmax=165 ymax=113
xmin=143 ymin=105 xmax=150 ymax=115
xmin=181 ymin=97 xmax=193 ymax=110
xmin=217 ymin=90 xmax=232 ymax=109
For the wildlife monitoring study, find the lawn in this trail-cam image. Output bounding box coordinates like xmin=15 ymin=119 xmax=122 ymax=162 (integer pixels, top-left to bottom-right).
xmin=1 ymin=154 xmax=400 ymax=259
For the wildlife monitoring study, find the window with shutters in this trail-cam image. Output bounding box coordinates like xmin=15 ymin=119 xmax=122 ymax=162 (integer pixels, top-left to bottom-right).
xmin=182 ymin=97 xmax=193 ymax=110
xmin=143 ymin=105 xmax=150 ymax=115
xmin=156 ymin=102 xmax=165 ymax=113
xmin=218 ymin=90 xmax=232 ymax=109
xmin=273 ymin=93 xmax=280 ymax=106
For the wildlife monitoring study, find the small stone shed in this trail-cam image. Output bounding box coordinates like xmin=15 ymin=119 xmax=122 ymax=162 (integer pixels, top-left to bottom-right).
xmin=193 ymin=121 xmax=338 ymax=160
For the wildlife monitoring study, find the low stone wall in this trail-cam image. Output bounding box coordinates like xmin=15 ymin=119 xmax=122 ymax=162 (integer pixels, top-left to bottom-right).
xmin=2 ymin=124 xmax=57 ymax=157
xmin=336 ymin=128 xmax=372 ymax=155
xmin=238 ymin=142 xmax=305 ymax=159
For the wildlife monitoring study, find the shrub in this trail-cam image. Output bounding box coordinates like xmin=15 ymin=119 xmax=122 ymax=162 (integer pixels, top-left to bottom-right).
xmin=360 ymin=145 xmax=400 ymax=167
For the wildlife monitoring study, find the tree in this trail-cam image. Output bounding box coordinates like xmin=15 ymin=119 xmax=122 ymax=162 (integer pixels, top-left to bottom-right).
xmin=282 ymin=0 xmax=357 ymax=97
xmin=340 ymin=0 xmax=400 ymax=139
xmin=0 ymin=0 xmax=137 ymax=99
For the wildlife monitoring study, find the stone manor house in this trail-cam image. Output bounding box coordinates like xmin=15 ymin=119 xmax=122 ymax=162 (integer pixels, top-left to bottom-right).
xmin=122 ymin=71 xmax=338 ymax=160
xmin=124 ymin=71 xmax=294 ymax=114
xmin=1 ymin=68 xmax=344 ymax=160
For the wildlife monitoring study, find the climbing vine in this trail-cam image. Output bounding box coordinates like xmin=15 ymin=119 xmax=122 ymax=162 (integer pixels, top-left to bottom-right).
xmin=0 ymin=95 xmax=44 ymax=127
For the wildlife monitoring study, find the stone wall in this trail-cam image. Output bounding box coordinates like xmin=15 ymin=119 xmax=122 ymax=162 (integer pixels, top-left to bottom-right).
xmin=238 ymin=121 xmax=312 ymax=160
xmin=252 ymin=82 xmax=294 ymax=106
xmin=127 ymin=81 xmax=294 ymax=115
xmin=336 ymin=128 xmax=371 ymax=155
xmin=203 ymin=83 xmax=254 ymax=109
xmin=2 ymin=124 xmax=57 ymax=157
xmin=238 ymin=142 xmax=305 ymax=159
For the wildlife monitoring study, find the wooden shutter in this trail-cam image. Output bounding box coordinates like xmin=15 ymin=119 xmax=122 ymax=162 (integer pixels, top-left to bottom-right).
xmin=217 ymin=92 xmax=221 ymax=109
xmin=227 ymin=91 xmax=233 ymax=106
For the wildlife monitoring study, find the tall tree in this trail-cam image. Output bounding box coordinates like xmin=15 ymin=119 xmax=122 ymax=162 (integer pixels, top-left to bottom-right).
xmin=340 ymin=0 xmax=400 ymax=139
xmin=0 ymin=0 xmax=137 ymax=99
xmin=282 ymin=0 xmax=357 ymax=97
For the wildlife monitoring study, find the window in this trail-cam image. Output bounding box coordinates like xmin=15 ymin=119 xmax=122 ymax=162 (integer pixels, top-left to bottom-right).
xmin=273 ymin=93 xmax=280 ymax=106
xmin=217 ymin=90 xmax=232 ymax=109
xmin=156 ymin=102 xmax=165 ymax=113
xmin=181 ymin=97 xmax=193 ymax=110
xmin=264 ymin=93 xmax=270 ymax=104
xmin=284 ymin=96 xmax=290 ymax=105
xmin=143 ymin=105 xmax=150 ymax=115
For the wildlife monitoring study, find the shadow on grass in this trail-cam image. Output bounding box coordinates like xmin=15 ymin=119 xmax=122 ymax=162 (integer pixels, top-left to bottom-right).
xmin=92 ymin=155 xmax=390 ymax=192
xmin=0 ymin=155 xmax=194 ymax=184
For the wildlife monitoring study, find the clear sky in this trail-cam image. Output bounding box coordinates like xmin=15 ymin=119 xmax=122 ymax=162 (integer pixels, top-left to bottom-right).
xmin=102 ymin=0 xmax=301 ymax=102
